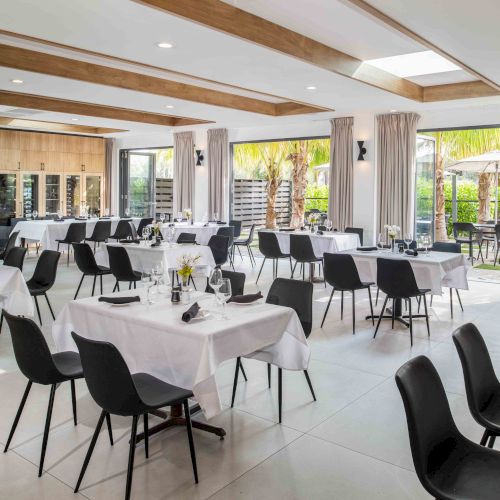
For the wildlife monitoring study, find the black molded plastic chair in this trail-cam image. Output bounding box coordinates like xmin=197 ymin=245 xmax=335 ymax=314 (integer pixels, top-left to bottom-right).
xmin=56 ymin=222 xmax=86 ymax=265
xmin=321 ymin=253 xmax=374 ymax=334
xmin=491 ymin=224 xmax=500 ymax=266
xmin=2 ymin=311 xmax=85 ymax=477
xmin=208 ymin=235 xmax=230 ymax=267
xmin=26 ymin=250 xmax=60 ymax=325
xmin=234 ymin=224 xmax=256 ymax=266
xmin=431 ymin=241 xmax=464 ymax=317
xmin=453 ymin=222 xmax=484 ymax=264
xmin=396 ymin=355 xmax=500 ymax=500
xmin=136 ymin=217 xmax=153 ymax=238
xmin=256 ymin=231 xmax=292 ymax=284
xmin=106 ymin=245 xmax=141 ymax=292
xmin=217 ymin=226 xmax=235 ymax=270
xmin=290 ymin=234 xmax=322 ymax=282
xmin=373 ymin=258 xmax=430 ymax=346
xmin=395 ymin=238 xmax=417 ymax=250
xmin=73 ymin=243 xmax=111 ymax=299
xmin=85 ymin=220 xmax=111 ymax=252
xmin=453 ymin=323 xmax=500 ymax=449
xmin=231 ymin=278 xmax=316 ymax=423
xmin=345 ymin=227 xmax=364 ymax=246
xmin=0 ymin=230 xmax=19 ymax=260
xmin=110 ymin=219 xmax=133 ymax=241
xmin=72 ymin=332 xmax=198 ymax=500
xmin=229 ymin=220 xmax=242 ymax=239
xmin=3 ymin=246 xmax=27 ymax=271
xmin=177 ymin=232 xmax=197 ymax=244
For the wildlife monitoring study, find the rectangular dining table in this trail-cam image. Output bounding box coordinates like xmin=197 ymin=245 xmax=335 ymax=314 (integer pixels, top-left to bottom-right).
xmin=52 ymin=290 xmax=309 ymax=438
xmin=160 ymin=222 xmax=222 ymax=245
xmin=0 ymin=266 xmax=34 ymax=318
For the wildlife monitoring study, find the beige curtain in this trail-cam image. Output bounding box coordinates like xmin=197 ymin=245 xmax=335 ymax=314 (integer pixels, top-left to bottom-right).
xmin=328 ymin=117 xmax=354 ymax=231
xmin=173 ymin=131 xmax=195 ymax=215
xmin=377 ymin=112 xmax=420 ymax=236
xmin=207 ymin=128 xmax=229 ymax=219
xmin=104 ymin=138 xmax=114 ymax=212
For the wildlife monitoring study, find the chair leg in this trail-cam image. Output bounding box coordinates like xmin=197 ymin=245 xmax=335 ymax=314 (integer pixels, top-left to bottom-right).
xmin=289 ymin=256 xmax=293 ymax=274
xmin=320 ymin=288 xmax=335 ymax=328
xmin=67 ymin=245 xmax=70 ymax=266
xmin=74 ymin=275 xmax=85 ymax=300
xmin=0 ymin=311 xmax=2 ymax=333
xmin=248 ymin=245 xmax=256 ymax=266
xmin=341 ymin=291 xmax=344 ymax=319
xmin=302 ymin=262 xmax=305 ymax=281
xmin=91 ymin=275 xmax=97 ymax=297
xmin=455 ymin=289 xmax=464 ymax=311
xmin=304 ymin=370 xmax=316 ymax=401
xmin=239 ymin=361 xmax=248 ymax=381
xmin=423 ymin=294 xmax=430 ymax=337
xmin=291 ymin=261 xmax=298 ymax=278
xmin=183 ymin=400 xmax=199 ymax=484
xmin=4 ymin=381 xmax=32 ymax=452
xmin=34 ymin=295 xmax=42 ymax=325
xmin=373 ymin=296 xmax=389 ymax=339
xmin=267 ymin=362 xmax=271 ymax=388
xmin=70 ymin=380 xmax=77 ymax=426
xmin=112 ymin=280 xmax=118 ymax=292
xmin=391 ymin=299 xmax=395 ymax=329
xmin=488 ymin=434 xmax=496 ymax=448
xmin=375 ymin=287 xmax=379 ymax=306
xmin=105 ymin=413 xmax=114 ymax=445
xmin=231 ymin=357 xmax=241 ymax=407
xmin=124 ymin=415 xmax=138 ymax=500
xmin=128 ymin=282 xmax=132 ymax=290
xmin=144 ymin=413 xmax=149 ymax=459
xmin=100 ymin=274 xmax=103 ymax=295
xmin=408 ymin=300 xmax=413 ymax=347
xmin=495 ymin=245 xmax=500 ymax=266
xmin=278 ymin=368 xmax=282 ymax=424
xmin=39 ymin=384 xmax=56 ymax=477
xmin=430 ymin=295 xmax=433 ymax=307
xmin=256 ymin=258 xmax=266 ymax=284
xmin=351 ymin=290 xmax=356 ymax=335
xmin=480 ymin=429 xmax=490 ymax=446
xmin=367 ymin=287 xmax=374 ymax=326
xmin=449 ymin=288 xmax=454 ymax=318
xmin=44 ymin=293 xmax=55 ymax=320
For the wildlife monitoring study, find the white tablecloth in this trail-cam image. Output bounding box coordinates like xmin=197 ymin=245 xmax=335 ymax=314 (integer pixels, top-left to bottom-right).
xmin=346 ymin=250 xmax=469 ymax=295
xmin=269 ymin=230 xmax=360 ymax=258
xmin=12 ymin=217 xmax=141 ymax=251
xmin=0 ymin=266 xmax=34 ymax=317
xmin=95 ymin=242 xmax=216 ymax=276
xmin=160 ymin=223 xmax=221 ymax=246
xmin=52 ymin=291 xmax=309 ymax=418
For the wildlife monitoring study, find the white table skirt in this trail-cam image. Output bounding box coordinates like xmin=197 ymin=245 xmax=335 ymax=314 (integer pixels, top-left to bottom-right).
xmin=269 ymin=230 xmax=360 ymax=258
xmin=52 ymin=291 xmax=309 ymax=418
xmin=347 ymin=250 xmax=469 ymax=295
xmin=95 ymin=242 xmax=216 ymax=277
xmin=12 ymin=217 xmax=141 ymax=251
xmin=160 ymin=223 xmax=221 ymax=246
xmin=0 ymin=266 xmax=34 ymax=317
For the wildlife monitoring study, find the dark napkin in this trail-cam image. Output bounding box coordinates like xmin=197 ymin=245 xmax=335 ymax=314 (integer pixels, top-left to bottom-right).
xmin=150 ymin=240 xmax=162 ymax=247
xmin=182 ymin=302 xmax=200 ymax=322
xmin=316 ymin=230 xmax=324 ymax=235
xmin=279 ymin=228 xmax=295 ymax=232
xmin=98 ymin=296 xmax=140 ymax=305
xmin=227 ymin=291 xmax=263 ymax=304
xmin=405 ymin=249 xmax=418 ymax=256
xmin=54 ymin=219 xmax=65 ymax=222
xmin=217 ymin=221 xmax=227 ymax=225
xmin=357 ymin=246 xmax=378 ymax=251
xmin=119 ymin=239 xmax=140 ymax=244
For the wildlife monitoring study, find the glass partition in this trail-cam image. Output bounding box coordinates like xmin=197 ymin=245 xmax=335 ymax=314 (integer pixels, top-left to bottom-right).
xmin=85 ymin=174 xmax=102 ymax=217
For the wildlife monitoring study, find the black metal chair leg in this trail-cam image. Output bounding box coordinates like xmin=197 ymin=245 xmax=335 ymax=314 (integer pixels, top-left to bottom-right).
xmin=375 ymin=287 xmax=379 ymax=306
xmin=231 ymin=357 xmax=241 ymax=407
xmin=39 ymin=384 xmax=56 ymax=477
xmin=291 ymin=261 xmax=298 ymax=278
xmin=423 ymin=294 xmax=430 ymax=337
xmin=289 ymin=256 xmax=293 ymax=274
xmin=91 ymin=275 xmax=97 ymax=297
xmin=74 ymin=275 xmax=85 ymax=300
xmin=392 ymin=299 xmax=395 ymax=329
xmin=480 ymin=429 xmax=490 ymax=446
xmin=430 ymin=295 xmax=433 ymax=307
xmin=4 ymin=381 xmax=32 ymax=452
xmin=0 ymin=311 xmax=2 ymax=333
xmin=112 ymin=280 xmax=118 ymax=292
xmin=45 ymin=293 xmax=55 ymax=320
xmin=267 ymin=363 xmax=271 ymax=388
xmin=100 ymin=274 xmax=103 ymax=295
xmin=67 ymin=245 xmax=70 ymax=266
xmin=124 ymin=415 xmax=138 ymax=500
xmin=239 ymin=361 xmax=247 ymax=381
xmin=488 ymin=434 xmax=496 ymax=448
xmin=341 ymin=291 xmax=344 ymax=319
xmin=495 ymin=246 xmax=500 ymax=266
xmin=352 ymin=290 xmax=356 ymax=335
xmin=455 ymin=289 xmax=464 ymax=311
xmin=320 ymin=288 xmax=335 ymax=327
xmin=304 ymin=370 xmax=316 ymax=401
xmin=256 ymin=258 xmax=266 ymax=284
xmin=75 ymin=410 xmax=106 ymax=493
xmin=450 ymin=287 xmax=454 ymax=318
xmin=34 ymin=295 xmax=42 ymax=325
xmin=278 ymin=368 xmax=282 ymax=424
xmin=183 ymin=400 xmax=199 ymax=483
xmin=248 ymin=245 xmax=256 ymax=266
xmin=144 ymin=413 xmax=149 ymax=459
xmin=373 ymin=296 xmax=389 ymax=339
xmin=408 ymin=300 xmax=413 ymax=347
xmin=105 ymin=413 xmax=114 ymax=445
xmin=367 ymin=287 xmax=374 ymax=325
xmin=70 ymin=380 xmax=77 ymax=425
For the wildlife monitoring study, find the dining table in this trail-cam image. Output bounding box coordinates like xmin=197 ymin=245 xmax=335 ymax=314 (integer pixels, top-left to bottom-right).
xmin=52 ymin=289 xmax=309 ymax=440
xmin=0 ymin=265 xmax=34 ymax=318
xmin=159 ymin=222 xmax=223 ymax=245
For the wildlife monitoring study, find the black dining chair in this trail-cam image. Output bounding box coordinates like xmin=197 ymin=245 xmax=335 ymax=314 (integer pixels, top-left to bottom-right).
xmin=56 ymin=222 xmax=86 ymax=265
xmin=453 ymin=222 xmax=484 ymax=264
xmin=396 ymin=355 xmax=500 ymax=500
xmin=229 ymin=220 xmax=242 ymax=239
xmin=177 ymin=232 xmax=197 ymax=244
xmin=290 ymin=234 xmax=323 ymax=282
xmin=217 ymin=226 xmax=235 ymax=270
xmin=256 ymin=231 xmax=292 ymax=284
xmin=106 ymin=245 xmax=141 ymax=292
xmin=345 ymin=227 xmax=364 ymax=246
xmin=26 ymin=250 xmax=60 ymax=325
xmin=490 ymin=224 xmax=500 ymax=266
xmin=231 ymin=278 xmax=316 ymax=423
xmin=71 ymin=332 xmax=198 ymax=500
xmin=373 ymin=258 xmax=430 ymax=346
xmin=208 ymin=235 xmax=230 ymax=267
xmin=84 ymin=220 xmax=111 ymax=252
xmin=453 ymin=323 xmax=500 ymax=449
xmin=430 ymin=241 xmax=464 ymax=317
xmin=0 ymin=230 xmax=19 ymax=260
xmin=110 ymin=219 xmax=134 ymax=241
xmin=394 ymin=238 xmax=417 ymax=250
xmin=3 ymin=246 xmax=27 ymax=271
xmin=234 ymin=224 xmax=256 ymax=266
xmin=136 ymin=217 xmax=153 ymax=238
xmin=73 ymin=243 xmax=112 ymax=299
xmin=2 ymin=311 xmax=86 ymax=477
xmin=321 ymin=253 xmax=374 ymax=334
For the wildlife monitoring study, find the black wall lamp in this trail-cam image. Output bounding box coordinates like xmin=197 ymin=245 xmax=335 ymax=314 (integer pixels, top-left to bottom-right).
xmin=195 ymin=149 xmax=204 ymax=166
xmin=357 ymin=140 xmax=367 ymax=161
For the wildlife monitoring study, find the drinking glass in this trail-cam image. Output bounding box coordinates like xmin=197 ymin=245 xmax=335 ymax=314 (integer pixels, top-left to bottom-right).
xmin=377 ymin=233 xmax=387 ymax=251
xmin=176 ymin=211 xmax=183 ymax=223
xmin=104 ymin=207 xmax=110 ymax=217
xmin=219 ymin=278 xmax=232 ymax=319
xmin=159 ymin=213 xmax=165 ymax=224
xmin=214 ymin=212 xmax=219 ymax=222
xmin=326 ymin=219 xmax=333 ymax=231
xmin=404 ymin=232 xmax=413 ymax=250
xmin=32 ymin=210 xmax=38 ymax=220
xmin=208 ymin=268 xmax=223 ymax=306
xmin=125 ymin=208 xmax=130 ymax=217
xmin=421 ymin=234 xmax=431 ymax=256
xmin=141 ymin=271 xmax=153 ymax=304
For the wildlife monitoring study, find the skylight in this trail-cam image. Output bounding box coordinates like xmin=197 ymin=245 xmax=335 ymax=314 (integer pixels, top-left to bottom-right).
xmin=365 ymin=50 xmax=461 ymax=78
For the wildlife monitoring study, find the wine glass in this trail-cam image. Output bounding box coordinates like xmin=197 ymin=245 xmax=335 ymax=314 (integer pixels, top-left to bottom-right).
xmin=208 ymin=268 xmax=223 ymax=305
xmin=104 ymin=207 xmax=110 ymax=217
xmin=214 ymin=212 xmax=219 ymax=223
xmin=176 ymin=211 xmax=183 ymax=223
xmin=377 ymin=233 xmax=387 ymax=251
xmin=57 ymin=209 xmax=63 ymax=220
xmin=421 ymin=234 xmax=431 ymax=256
xmin=124 ymin=208 xmax=130 ymax=217
xmin=219 ymin=278 xmax=232 ymax=319
xmin=326 ymin=219 xmax=333 ymax=231
xmin=141 ymin=271 xmax=153 ymax=304
xmin=159 ymin=213 xmax=165 ymax=224
xmin=142 ymin=226 xmax=151 ymax=245
xmin=32 ymin=210 xmax=38 ymax=220
xmin=404 ymin=232 xmax=413 ymax=250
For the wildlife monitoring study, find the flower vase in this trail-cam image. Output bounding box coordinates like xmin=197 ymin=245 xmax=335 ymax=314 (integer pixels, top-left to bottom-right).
xmin=391 ymin=238 xmax=396 ymax=252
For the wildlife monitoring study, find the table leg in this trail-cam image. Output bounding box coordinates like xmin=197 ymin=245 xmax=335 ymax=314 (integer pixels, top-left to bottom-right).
xmin=309 ymin=262 xmax=324 ymax=284
xmin=366 ymin=297 xmax=427 ymax=327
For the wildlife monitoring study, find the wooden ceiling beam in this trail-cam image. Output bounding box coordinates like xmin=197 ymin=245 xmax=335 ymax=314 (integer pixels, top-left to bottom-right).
xmin=423 ymin=81 xmax=500 ymax=102
xmin=0 ymin=117 xmax=126 ymax=134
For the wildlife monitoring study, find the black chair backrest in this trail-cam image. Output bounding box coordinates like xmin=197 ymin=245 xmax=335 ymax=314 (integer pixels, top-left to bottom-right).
xmin=3 ymin=247 xmax=27 ymax=271
xmin=395 ymin=239 xmax=417 ymax=250
xmin=4 ymin=230 xmax=19 ymax=256
xmin=177 ymin=232 xmax=197 ymax=244
xmin=137 ymin=218 xmax=153 ymax=237
xmin=73 ymin=243 xmax=100 ymax=274
xmin=64 ymin=222 xmax=86 ymax=243
xmin=229 ymin=220 xmax=242 ymax=239
xmin=129 ymin=221 xmax=138 ymax=240
xmin=453 ymin=222 xmax=477 ymax=240
xmin=495 ymin=223 xmax=500 ymax=241
xmin=266 ymin=278 xmax=313 ymax=337
xmin=31 ymin=250 xmax=60 ymax=288
xmin=290 ymin=234 xmax=317 ymax=262
xmin=240 ymin=224 xmax=256 ymax=245
xmin=258 ymin=231 xmax=285 ymax=258
xmin=71 ymin=332 xmax=143 ymax=416
xmin=3 ymin=311 xmax=61 ymax=385
xmin=323 ymin=253 xmax=363 ymax=290
xmin=395 ymin=356 xmax=461 ymax=489
xmin=112 ymin=219 xmax=133 ymax=239
xmin=9 ymin=218 xmax=26 ymax=229
xmin=377 ymin=258 xmax=420 ymax=298
xmin=217 ymin=226 xmax=234 ymax=247
xmin=317 ymin=225 xmax=327 ymax=231
xmin=432 ymin=241 xmax=461 ymax=253
xmin=452 ymin=323 xmax=500 ymax=426
xmin=107 ymin=245 xmax=136 ymax=281
xmin=89 ymin=220 xmax=111 ymax=241
xmin=205 ymin=269 xmax=245 ymax=296
xmin=345 ymin=227 xmax=364 ymax=246
xmin=208 ymin=235 xmax=229 ymax=266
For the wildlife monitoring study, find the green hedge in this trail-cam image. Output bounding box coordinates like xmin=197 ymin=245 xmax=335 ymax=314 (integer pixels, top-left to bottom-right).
xmin=305 ymin=184 xmax=329 ymax=212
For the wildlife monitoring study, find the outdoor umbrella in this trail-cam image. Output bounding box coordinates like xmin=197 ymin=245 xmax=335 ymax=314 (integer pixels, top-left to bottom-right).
xmin=446 ymin=150 xmax=500 ymax=223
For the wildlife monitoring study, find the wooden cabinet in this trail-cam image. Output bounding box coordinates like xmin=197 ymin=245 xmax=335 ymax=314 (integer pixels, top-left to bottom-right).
xmin=20 ymin=150 xmax=47 ymax=171
xmin=0 ymin=149 xmax=21 ymax=170
xmin=61 ymin=152 xmax=82 ymax=172
xmin=80 ymin=153 xmax=104 ymax=173
xmin=0 ymin=130 xmax=20 ymax=150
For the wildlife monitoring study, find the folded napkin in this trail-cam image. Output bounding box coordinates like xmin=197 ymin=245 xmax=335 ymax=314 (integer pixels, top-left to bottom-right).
xmin=98 ymin=296 xmax=140 ymax=304
xmin=182 ymin=302 xmax=200 ymax=322
xmin=217 ymin=221 xmax=227 ymax=225
xmin=150 ymin=240 xmax=162 ymax=247
xmin=316 ymin=230 xmax=324 ymax=235
xmin=227 ymin=291 xmax=263 ymax=304
xmin=203 ymin=223 xmax=209 ymax=227
xmin=279 ymin=228 xmax=295 ymax=232
xmin=357 ymin=246 xmax=378 ymax=251
xmin=405 ymin=249 xmax=419 ymax=256
xmin=119 ymin=239 xmax=140 ymax=244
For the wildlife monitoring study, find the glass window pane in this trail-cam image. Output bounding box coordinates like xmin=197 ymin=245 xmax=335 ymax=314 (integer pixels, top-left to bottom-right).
xmin=0 ymin=173 xmax=17 ymax=225
xmin=45 ymin=174 xmax=61 ymax=215
xmin=65 ymin=175 xmax=81 ymax=217
xmin=85 ymin=175 xmax=101 ymax=216
xmin=415 ymin=136 xmax=436 ymax=242
xmin=129 ymin=154 xmax=153 ymax=216
xmin=23 ymin=174 xmax=39 ymax=218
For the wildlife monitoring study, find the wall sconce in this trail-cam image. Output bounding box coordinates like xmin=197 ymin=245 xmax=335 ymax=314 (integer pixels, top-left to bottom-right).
xmin=195 ymin=149 xmax=204 ymax=166
xmin=357 ymin=141 xmax=367 ymax=161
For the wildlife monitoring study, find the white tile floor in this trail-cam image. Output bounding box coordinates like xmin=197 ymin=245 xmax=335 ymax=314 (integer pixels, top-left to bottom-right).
xmin=1 ymin=247 xmax=498 ymax=499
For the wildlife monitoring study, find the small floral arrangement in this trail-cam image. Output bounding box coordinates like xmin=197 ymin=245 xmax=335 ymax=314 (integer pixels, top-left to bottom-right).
xmin=309 ymin=213 xmax=320 ymax=225
xmin=183 ymin=208 xmax=192 ymax=220
xmin=151 ymin=222 xmax=161 ymax=237
xmin=384 ymin=224 xmax=400 ymax=239
xmin=177 ymin=254 xmax=201 ymax=283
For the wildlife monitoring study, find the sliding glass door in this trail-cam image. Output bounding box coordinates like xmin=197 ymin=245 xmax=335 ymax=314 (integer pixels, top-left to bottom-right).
xmin=415 ymin=135 xmax=436 ymax=242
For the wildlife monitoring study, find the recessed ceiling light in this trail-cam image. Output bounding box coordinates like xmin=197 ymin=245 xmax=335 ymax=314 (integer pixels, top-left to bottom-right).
xmin=157 ymin=42 xmax=173 ymax=49
xmin=306 ymin=85 xmax=317 ymax=90
xmin=71 ymin=118 xmax=79 ymax=121
xmin=11 ymin=79 xmax=23 ymax=84
xmin=166 ymin=105 xmax=174 ymax=109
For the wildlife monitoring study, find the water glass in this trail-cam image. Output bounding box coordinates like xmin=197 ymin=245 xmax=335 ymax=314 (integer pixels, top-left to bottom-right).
xmin=176 ymin=212 xmax=183 ymax=223
xmin=421 ymin=234 xmax=431 ymax=256
xmin=141 ymin=271 xmax=153 ymax=304
xmin=32 ymin=210 xmax=38 ymax=219
xmin=219 ymin=278 xmax=232 ymax=319
xmin=160 ymin=213 xmax=165 ymax=224
xmin=377 ymin=233 xmax=387 ymax=251
xmin=209 ymin=268 xmax=223 ymax=305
